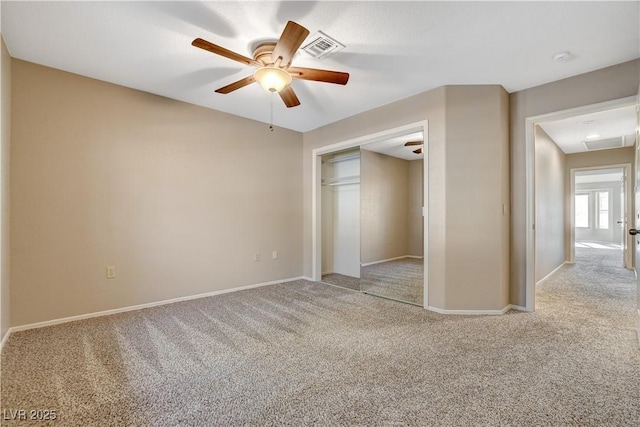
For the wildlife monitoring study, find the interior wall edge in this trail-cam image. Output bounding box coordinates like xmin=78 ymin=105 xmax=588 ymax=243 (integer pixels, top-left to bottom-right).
xmin=0 ymin=33 xmax=12 ymax=347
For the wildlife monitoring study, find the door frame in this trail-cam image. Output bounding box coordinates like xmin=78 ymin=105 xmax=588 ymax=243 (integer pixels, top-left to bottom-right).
xmin=569 ymin=164 xmax=632 ymax=266
xmin=525 ymin=95 xmax=638 ymax=311
xmin=311 ymin=120 xmax=429 ymax=307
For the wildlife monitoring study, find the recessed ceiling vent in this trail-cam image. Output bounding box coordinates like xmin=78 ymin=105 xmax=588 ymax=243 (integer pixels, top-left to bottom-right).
xmin=300 ymin=31 xmax=345 ymax=59
xmin=583 ymin=136 xmax=624 ymax=151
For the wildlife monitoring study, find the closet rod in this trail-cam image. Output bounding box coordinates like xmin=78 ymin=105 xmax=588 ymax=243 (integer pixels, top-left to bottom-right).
xmin=323 ymin=174 xmax=360 ymax=184
xmin=323 ymin=153 xmax=360 ymax=164
xmin=322 ymin=180 xmax=360 ymax=187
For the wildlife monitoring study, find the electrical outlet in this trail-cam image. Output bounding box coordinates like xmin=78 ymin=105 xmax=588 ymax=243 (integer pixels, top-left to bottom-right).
xmin=272 ymin=250 xmax=278 ymax=260
xmin=254 ymin=253 xmax=260 ymax=262
xmin=106 ymin=266 xmax=116 ymax=279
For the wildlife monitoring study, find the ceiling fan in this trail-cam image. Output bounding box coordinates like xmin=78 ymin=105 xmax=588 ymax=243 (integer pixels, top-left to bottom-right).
xmin=404 ymin=140 xmax=424 ymax=154
xmin=192 ymin=21 xmax=349 ymax=108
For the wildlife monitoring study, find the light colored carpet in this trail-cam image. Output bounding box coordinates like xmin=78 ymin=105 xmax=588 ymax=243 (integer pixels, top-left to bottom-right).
xmin=575 ymin=241 xmax=621 ymax=250
xmin=361 ymin=257 xmax=423 ymax=305
xmin=1 ymin=248 xmax=639 ymax=425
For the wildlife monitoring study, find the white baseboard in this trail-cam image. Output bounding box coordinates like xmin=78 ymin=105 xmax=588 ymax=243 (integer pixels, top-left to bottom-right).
xmin=4 ymin=276 xmax=306 ymax=338
xmin=426 ymin=305 xmax=512 ymax=316
xmin=536 ymin=262 xmax=567 ymax=286
xmin=509 ymin=304 xmax=528 ymax=312
xmin=361 ymin=255 xmax=423 ymax=267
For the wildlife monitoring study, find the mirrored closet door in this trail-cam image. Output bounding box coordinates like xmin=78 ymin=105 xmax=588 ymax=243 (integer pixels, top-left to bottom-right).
xmin=319 ymin=132 xmax=425 ymax=307
xmin=359 ymin=137 xmax=424 ymax=306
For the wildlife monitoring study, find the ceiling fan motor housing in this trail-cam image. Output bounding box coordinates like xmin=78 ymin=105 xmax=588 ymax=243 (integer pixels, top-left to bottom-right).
xmin=253 ymin=42 xmax=281 ymax=67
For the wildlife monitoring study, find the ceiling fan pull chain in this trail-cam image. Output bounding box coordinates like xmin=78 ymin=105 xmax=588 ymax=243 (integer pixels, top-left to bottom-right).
xmin=270 ymin=92 xmax=274 ymax=132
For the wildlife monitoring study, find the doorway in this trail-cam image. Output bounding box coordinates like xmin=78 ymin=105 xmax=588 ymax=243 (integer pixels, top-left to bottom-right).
xmin=526 ymin=96 xmax=638 ymax=310
xmin=571 ymin=166 xmax=631 ymax=268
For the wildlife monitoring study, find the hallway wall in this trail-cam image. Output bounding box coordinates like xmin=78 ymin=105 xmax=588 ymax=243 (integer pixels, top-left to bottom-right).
xmin=535 ymin=126 xmax=565 ymax=283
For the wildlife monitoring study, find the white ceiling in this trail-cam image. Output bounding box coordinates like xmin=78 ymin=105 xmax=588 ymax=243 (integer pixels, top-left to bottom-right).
xmin=361 ymin=131 xmax=424 ymax=161
xmin=539 ymin=105 xmax=637 ymax=154
xmin=2 ymin=1 xmax=639 ymax=133
xmin=575 ymin=168 xmax=623 ymax=184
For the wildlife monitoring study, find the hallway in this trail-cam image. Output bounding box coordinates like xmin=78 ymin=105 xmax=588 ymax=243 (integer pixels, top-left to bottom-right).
xmin=533 ymin=246 xmax=639 ymax=423
xmin=539 ymin=246 xmax=635 ymax=325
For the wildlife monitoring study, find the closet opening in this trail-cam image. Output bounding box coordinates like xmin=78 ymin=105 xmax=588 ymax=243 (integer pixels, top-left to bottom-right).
xmin=311 ymin=121 xmax=429 ymax=307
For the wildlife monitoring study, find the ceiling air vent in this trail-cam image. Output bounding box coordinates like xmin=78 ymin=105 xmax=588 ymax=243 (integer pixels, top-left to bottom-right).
xmin=300 ymin=31 xmax=345 ymax=59
xmin=582 ymin=136 xmax=625 ymax=151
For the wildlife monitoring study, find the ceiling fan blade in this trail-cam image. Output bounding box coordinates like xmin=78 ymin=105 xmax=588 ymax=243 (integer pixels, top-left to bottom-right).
xmin=215 ymin=76 xmax=256 ymax=94
xmin=404 ymin=141 xmax=423 ymax=147
xmin=288 ymin=67 xmax=349 ymax=85
xmin=279 ymin=85 xmax=301 ymax=108
xmin=413 ymin=148 xmax=423 ymax=154
xmin=192 ymin=38 xmax=261 ymax=68
xmin=272 ymin=21 xmax=310 ymax=66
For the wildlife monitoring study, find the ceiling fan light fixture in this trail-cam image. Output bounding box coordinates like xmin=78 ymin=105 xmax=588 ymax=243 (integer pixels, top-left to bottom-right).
xmin=254 ymin=66 xmax=292 ymax=93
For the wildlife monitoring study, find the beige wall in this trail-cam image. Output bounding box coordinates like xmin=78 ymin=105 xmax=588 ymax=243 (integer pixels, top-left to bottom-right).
xmin=565 ymin=147 xmax=635 ymax=261
xmin=3 ymin=53 xmax=637 ymax=329
xmin=443 ymin=86 xmax=510 ymax=310
xmin=510 ymin=59 xmax=640 ymax=307
xmin=534 ymin=126 xmax=565 ymax=282
xmin=304 ymin=85 xmax=509 ymax=311
xmin=360 ymin=150 xmax=410 ymax=264
xmin=1 ymin=36 xmax=10 ymax=342
xmin=11 ymin=60 xmax=303 ymax=327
